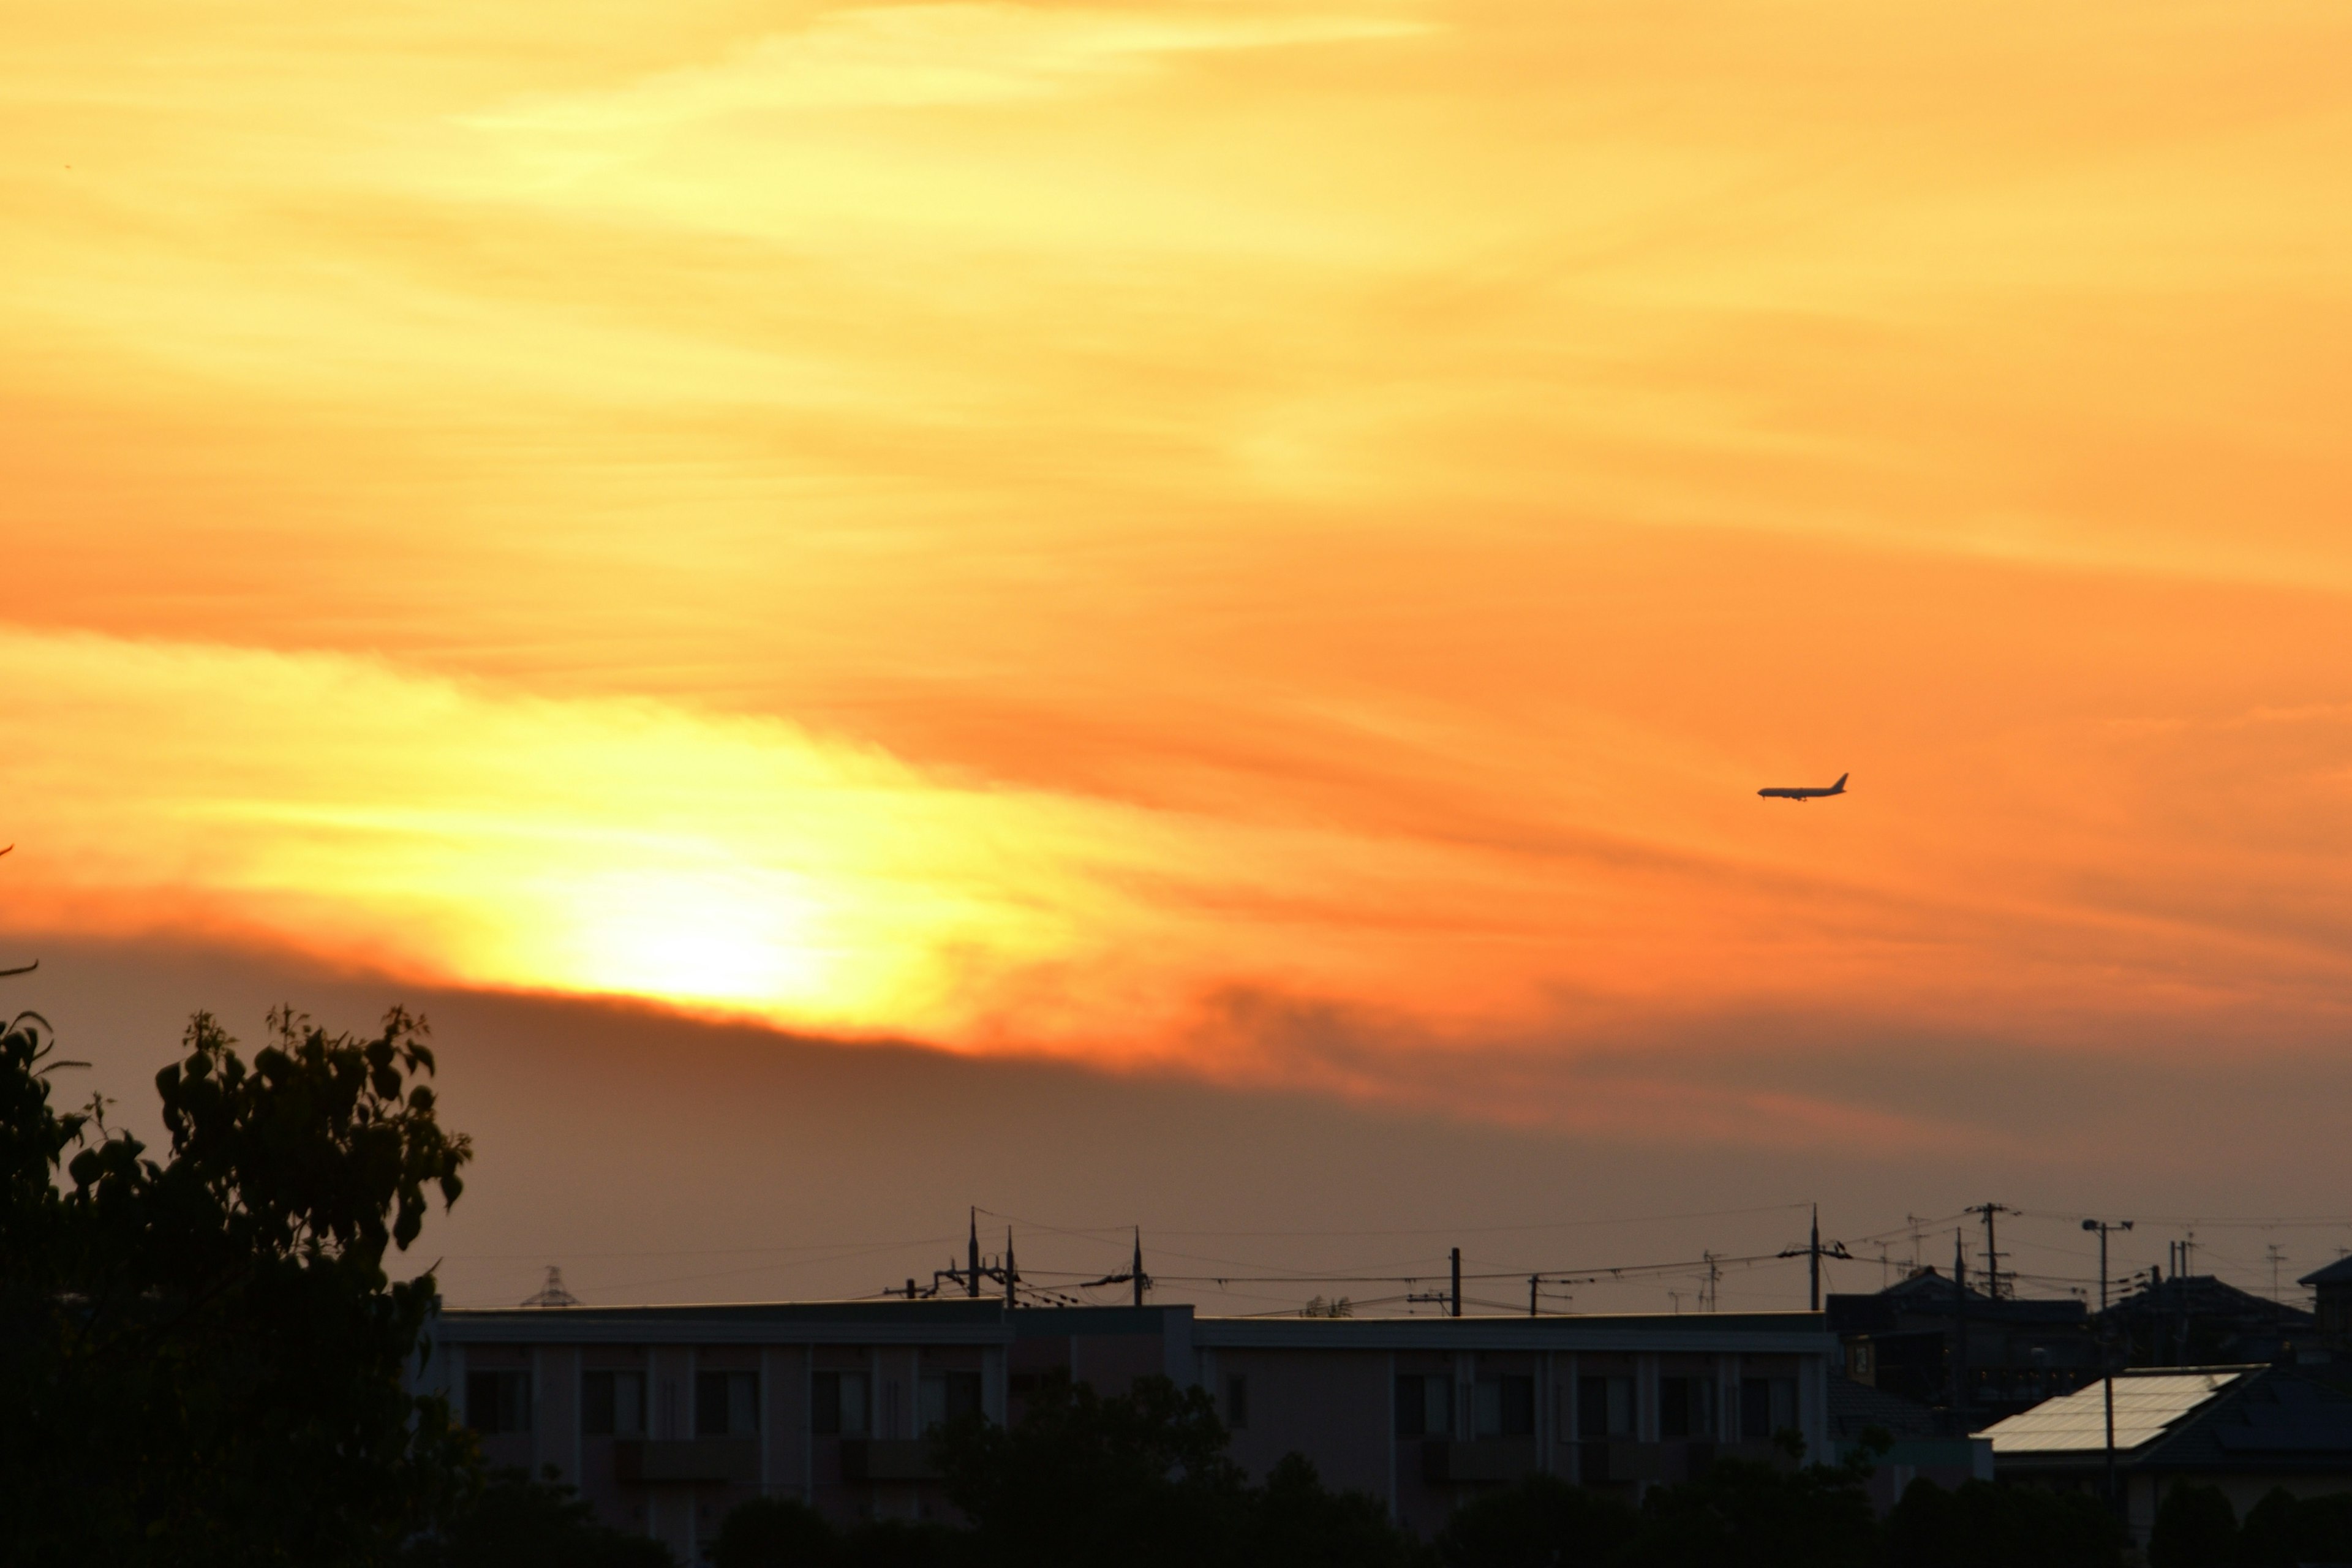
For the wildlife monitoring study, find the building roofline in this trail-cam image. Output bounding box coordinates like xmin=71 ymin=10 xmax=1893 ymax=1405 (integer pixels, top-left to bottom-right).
xmin=427 ymin=1300 xmax=1828 ymax=1352
xmin=1194 ymin=1314 xmax=1829 ymax=1354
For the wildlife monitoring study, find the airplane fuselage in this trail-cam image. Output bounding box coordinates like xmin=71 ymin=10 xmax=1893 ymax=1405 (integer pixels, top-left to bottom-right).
xmin=1758 ymin=772 xmax=1849 ymax=802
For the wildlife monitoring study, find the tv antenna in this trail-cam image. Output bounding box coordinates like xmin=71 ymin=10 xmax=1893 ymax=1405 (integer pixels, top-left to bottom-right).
xmin=522 ymin=1266 xmax=580 ymax=1308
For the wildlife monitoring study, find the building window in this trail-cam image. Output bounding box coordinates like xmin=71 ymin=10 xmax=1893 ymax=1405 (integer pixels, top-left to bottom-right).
xmin=1225 ymin=1374 xmax=1249 ymax=1431
xmin=1577 ymin=1376 xmax=1634 ymax=1439
xmin=1740 ymin=1377 xmax=1798 ymax=1440
xmin=1658 ymin=1376 xmax=1717 ymax=1440
xmin=812 ymin=1370 xmax=870 ymax=1437
xmin=919 ymin=1371 xmax=984 ymax=1433
xmin=696 ymin=1371 xmax=758 ymax=1437
xmin=582 ymin=1370 xmax=647 ymax=1437
xmin=466 ymin=1370 xmax=531 ymax=1436
xmin=1472 ymin=1375 xmax=1536 ymax=1438
xmin=1395 ymin=1374 xmax=1454 ymax=1438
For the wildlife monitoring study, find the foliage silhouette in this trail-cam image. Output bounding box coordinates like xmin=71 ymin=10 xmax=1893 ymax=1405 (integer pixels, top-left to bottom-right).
xmin=1880 ymin=1476 xmax=2123 ymax=1568
xmin=1 ymin=1006 xmax=478 ymax=1564
xmin=2238 ymin=1485 xmax=2352 ymax=1568
xmin=424 ymin=1465 xmax=674 ymax=1568
xmin=1251 ymin=1451 xmax=1424 ymax=1568
xmin=934 ymin=1372 xmax=1251 ymax=1568
xmin=718 ymin=1374 xmax=1417 ymax=1568
xmin=712 ymin=1494 xmax=842 ymax=1567
xmin=1617 ymin=1434 xmax=1877 ymax=1568
xmin=1433 ymin=1469 xmax=1638 ymax=1568
xmin=0 ymin=1000 xmax=657 ymax=1567
xmin=2148 ymin=1482 xmax=2236 ymax=1568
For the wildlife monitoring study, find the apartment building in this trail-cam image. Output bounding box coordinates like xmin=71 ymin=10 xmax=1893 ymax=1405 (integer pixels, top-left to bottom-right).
xmin=418 ymin=1300 xmax=1833 ymax=1560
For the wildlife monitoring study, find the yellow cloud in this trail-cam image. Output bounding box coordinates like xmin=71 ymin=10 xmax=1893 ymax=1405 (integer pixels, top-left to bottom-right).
xmin=471 ymin=4 xmax=1433 ymax=126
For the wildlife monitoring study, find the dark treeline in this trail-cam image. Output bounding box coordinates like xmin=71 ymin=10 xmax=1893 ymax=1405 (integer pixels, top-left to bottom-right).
xmin=2 ymin=1000 xmax=2250 ymax=1568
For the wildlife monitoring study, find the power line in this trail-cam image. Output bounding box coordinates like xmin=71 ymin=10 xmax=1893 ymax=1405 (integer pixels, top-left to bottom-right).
xmin=972 ymin=1202 xmax=1814 ymax=1241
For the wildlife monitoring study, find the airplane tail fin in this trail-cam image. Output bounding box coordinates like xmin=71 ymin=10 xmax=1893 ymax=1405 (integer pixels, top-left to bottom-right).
xmin=1833 ymin=772 xmax=1849 ymax=792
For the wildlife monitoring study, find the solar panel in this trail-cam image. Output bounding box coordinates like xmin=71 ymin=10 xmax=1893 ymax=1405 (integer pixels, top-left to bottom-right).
xmin=1982 ymin=1371 xmax=2247 ymax=1455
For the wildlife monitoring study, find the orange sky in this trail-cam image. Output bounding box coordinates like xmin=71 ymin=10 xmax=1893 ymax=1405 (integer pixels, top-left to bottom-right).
xmin=6 ymin=0 xmax=2352 ymax=1146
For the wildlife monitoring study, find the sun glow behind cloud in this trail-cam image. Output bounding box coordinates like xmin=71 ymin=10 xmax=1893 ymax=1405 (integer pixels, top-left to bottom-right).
xmin=6 ymin=0 xmax=2352 ymax=1140
xmin=0 ymin=627 xmax=1095 ymax=1039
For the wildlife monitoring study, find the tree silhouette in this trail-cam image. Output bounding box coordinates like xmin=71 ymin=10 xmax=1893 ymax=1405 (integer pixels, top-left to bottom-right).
xmin=0 ymin=1005 xmax=480 ymax=1566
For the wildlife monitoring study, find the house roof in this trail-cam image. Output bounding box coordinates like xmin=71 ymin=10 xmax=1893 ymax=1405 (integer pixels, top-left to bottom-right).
xmin=2298 ymin=1254 xmax=2352 ymax=1289
xmin=2155 ymin=1370 xmax=2352 ymax=1468
xmin=1981 ymin=1369 xmax=2250 ymax=1455
xmin=1883 ymin=1268 xmax=1995 ymax=1306
xmin=1827 ymin=1269 xmax=2087 ymax=1335
xmin=1987 ymin=1366 xmax=2352 ymax=1474
xmin=2102 ymin=1274 xmax=2315 ymax=1330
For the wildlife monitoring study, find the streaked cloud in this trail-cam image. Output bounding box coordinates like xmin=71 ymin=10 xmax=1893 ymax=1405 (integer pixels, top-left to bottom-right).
xmin=472 ymin=4 xmax=1432 ymax=126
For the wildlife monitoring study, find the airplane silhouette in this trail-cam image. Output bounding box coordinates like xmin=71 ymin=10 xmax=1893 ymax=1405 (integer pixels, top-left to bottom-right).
xmin=1758 ymin=772 xmax=1847 ymax=802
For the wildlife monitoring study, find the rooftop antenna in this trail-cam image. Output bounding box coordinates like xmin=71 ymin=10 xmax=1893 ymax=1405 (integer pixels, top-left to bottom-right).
xmin=522 ymin=1266 xmax=580 ymax=1308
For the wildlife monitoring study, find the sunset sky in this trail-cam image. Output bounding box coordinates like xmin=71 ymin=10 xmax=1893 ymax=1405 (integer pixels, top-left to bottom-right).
xmin=7 ymin=1 xmax=2352 ymax=1303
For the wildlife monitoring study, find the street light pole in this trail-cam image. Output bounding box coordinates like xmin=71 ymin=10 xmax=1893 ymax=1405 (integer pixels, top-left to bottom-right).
xmin=2083 ymin=1218 xmax=2135 ymax=1514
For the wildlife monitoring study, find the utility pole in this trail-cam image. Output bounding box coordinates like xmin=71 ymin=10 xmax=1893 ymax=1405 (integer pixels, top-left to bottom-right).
xmin=1778 ymin=1205 xmax=1852 ymax=1310
xmin=1004 ymin=1228 xmax=1019 ymax=1308
xmin=1133 ymin=1228 xmax=1149 ymax=1308
xmin=967 ymin=1208 xmax=982 ymax=1298
xmin=1450 ymin=1248 xmax=1463 ymax=1317
xmin=2083 ymin=1218 xmax=2133 ymax=1511
xmin=1529 ymin=1275 xmax=1540 ymax=1317
xmin=1951 ymin=1230 xmax=1970 ymax=1426
xmin=1969 ymin=1203 xmax=2013 ymax=1302
xmin=2266 ymin=1243 xmax=2286 ymax=1303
